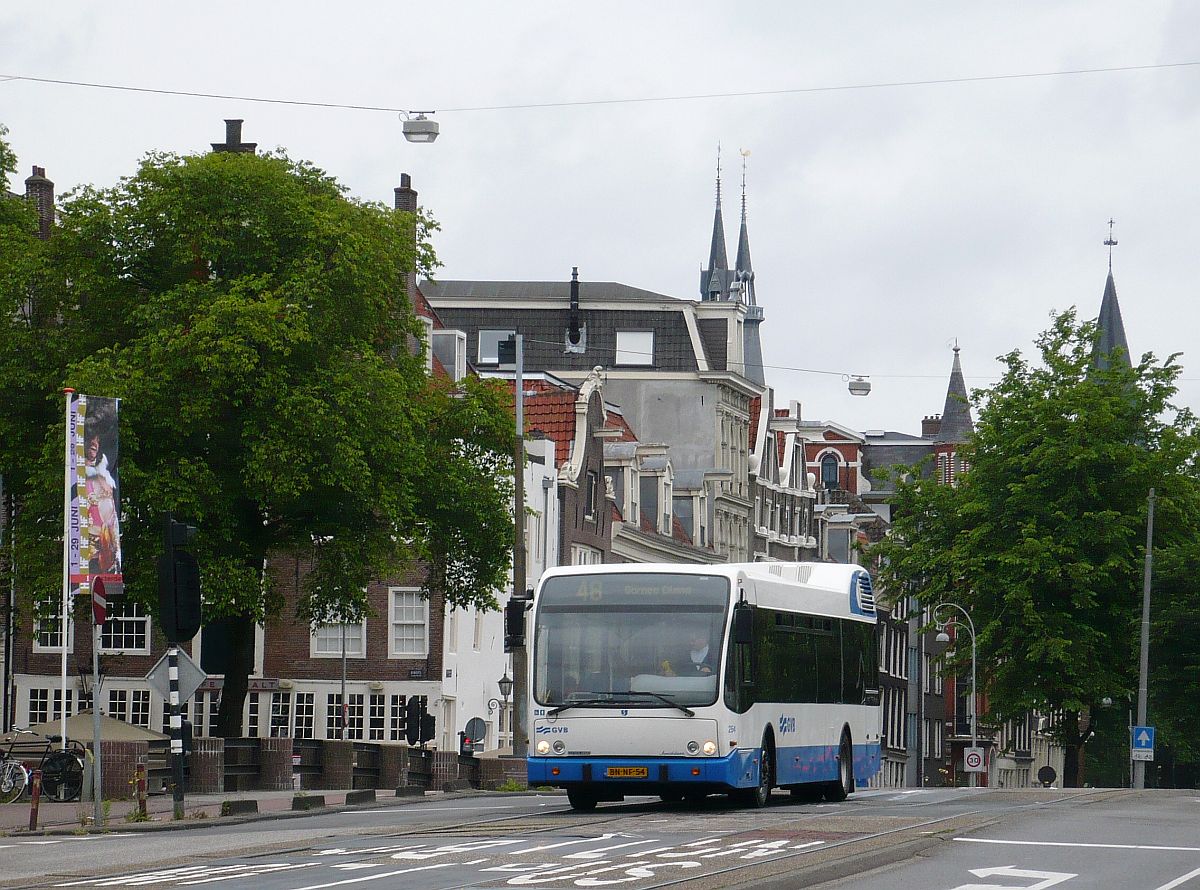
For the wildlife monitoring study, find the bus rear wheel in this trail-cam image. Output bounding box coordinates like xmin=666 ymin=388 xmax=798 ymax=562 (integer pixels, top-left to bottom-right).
xmin=659 ymin=790 xmax=684 ymax=803
xmin=824 ymin=732 xmax=853 ymax=802
xmin=567 ymin=789 xmax=598 ymax=811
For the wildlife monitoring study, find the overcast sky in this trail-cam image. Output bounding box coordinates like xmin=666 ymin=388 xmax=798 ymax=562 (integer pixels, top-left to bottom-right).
xmin=3 ymin=2 xmax=1197 ymax=435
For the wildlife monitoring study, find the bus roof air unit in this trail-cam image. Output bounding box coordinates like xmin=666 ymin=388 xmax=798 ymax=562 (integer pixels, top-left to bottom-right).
xmin=850 ymin=571 xmax=877 ymax=616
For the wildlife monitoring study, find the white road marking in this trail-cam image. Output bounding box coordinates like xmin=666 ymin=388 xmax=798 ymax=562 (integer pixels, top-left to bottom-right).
xmin=955 ymin=838 xmax=1200 ymax=852
xmin=958 ymin=865 xmax=1075 ymax=889
xmin=564 ymin=840 xmax=659 ymax=860
xmin=336 ymin=804 xmax=517 ymax=813
xmin=1155 ymin=866 xmax=1200 ymax=890
xmin=508 ymin=833 xmax=623 ymax=855
xmin=291 ymin=862 xmax=454 ymax=890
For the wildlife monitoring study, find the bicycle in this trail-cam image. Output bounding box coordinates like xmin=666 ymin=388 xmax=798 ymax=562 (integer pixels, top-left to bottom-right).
xmin=0 ymin=728 xmax=86 ymax=804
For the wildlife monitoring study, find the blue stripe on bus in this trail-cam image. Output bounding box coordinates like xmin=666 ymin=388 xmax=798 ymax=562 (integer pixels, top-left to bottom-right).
xmin=528 ymin=741 xmax=881 ymax=790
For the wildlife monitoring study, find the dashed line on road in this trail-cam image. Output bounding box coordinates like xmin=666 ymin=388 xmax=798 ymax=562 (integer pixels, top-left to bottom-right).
xmin=955 ymin=837 xmax=1200 ymax=852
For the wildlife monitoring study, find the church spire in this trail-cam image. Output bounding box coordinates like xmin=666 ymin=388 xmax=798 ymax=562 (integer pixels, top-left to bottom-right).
xmin=700 ymin=145 xmax=732 ymax=300
xmin=937 ymin=343 xmax=974 ymax=443
xmin=1092 ymin=219 xmax=1131 ymax=371
xmin=734 ymin=148 xmax=756 ymax=306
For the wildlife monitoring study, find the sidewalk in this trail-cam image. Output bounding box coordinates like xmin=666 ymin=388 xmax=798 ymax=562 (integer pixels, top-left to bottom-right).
xmin=0 ymin=787 xmax=408 ymax=835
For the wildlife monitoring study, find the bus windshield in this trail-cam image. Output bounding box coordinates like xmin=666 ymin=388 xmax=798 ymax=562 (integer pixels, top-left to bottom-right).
xmin=533 ymin=573 xmax=730 ymax=709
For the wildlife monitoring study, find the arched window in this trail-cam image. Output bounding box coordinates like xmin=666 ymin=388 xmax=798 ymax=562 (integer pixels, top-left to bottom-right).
xmin=820 ymin=453 xmax=839 ymax=490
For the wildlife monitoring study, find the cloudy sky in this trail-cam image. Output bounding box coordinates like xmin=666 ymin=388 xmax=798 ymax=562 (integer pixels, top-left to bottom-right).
xmin=3 ymin=2 xmax=1197 ymax=434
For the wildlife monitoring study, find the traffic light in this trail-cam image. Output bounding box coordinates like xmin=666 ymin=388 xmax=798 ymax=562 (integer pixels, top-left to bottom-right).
xmin=458 ymin=731 xmax=475 ymax=757
xmin=158 ymin=513 xmax=201 ymax=643
xmin=180 ymin=718 xmax=194 ymax=755
xmin=419 ymin=713 xmax=436 ymax=745
xmin=504 ymin=598 xmax=526 ymax=652
xmin=404 ymin=696 xmax=422 ymax=745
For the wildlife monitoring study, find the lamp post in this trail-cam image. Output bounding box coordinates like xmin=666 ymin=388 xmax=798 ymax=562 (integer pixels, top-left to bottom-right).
xmin=488 ymin=672 xmax=514 ymax=750
xmin=934 ymin=602 xmax=978 ymax=788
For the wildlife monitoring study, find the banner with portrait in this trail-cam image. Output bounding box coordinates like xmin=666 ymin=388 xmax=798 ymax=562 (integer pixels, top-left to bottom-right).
xmin=68 ymin=394 xmax=123 ymax=596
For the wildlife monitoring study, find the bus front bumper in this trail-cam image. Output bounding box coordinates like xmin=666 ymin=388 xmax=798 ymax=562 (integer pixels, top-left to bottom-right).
xmin=528 ymin=748 xmax=758 ymax=792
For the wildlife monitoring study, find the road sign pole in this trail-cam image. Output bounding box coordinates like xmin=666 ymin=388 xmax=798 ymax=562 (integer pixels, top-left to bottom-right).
xmin=1134 ymin=488 xmax=1155 ymax=790
xmin=92 ymin=621 xmax=102 ymax=826
xmin=168 ymin=644 xmax=185 ymax=820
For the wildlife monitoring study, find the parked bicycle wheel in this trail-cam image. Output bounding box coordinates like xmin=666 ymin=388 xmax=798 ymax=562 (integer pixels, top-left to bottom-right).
xmin=0 ymin=759 xmax=29 ymax=804
xmin=42 ymin=750 xmax=84 ymax=802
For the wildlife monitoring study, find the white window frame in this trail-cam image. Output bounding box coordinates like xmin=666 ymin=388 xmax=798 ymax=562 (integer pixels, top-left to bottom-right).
xmin=33 ymin=603 xmax=73 ymax=654
xmin=99 ymin=600 xmax=151 ymax=654
xmin=310 ymin=620 xmax=368 ymax=659
xmin=615 ymin=330 xmax=654 ymax=366
xmin=569 ymin=544 xmax=603 ymax=565
xmin=388 ymin=587 xmax=429 ymax=659
xmin=478 ymin=329 xmax=516 ymax=365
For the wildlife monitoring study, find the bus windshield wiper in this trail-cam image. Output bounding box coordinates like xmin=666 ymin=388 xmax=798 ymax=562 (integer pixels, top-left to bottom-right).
xmin=547 ymin=696 xmax=614 ymax=716
xmin=547 ymin=691 xmax=695 ymax=717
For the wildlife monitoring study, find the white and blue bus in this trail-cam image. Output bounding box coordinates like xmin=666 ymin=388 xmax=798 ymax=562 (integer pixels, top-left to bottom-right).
xmin=527 ymin=562 xmax=881 ymax=810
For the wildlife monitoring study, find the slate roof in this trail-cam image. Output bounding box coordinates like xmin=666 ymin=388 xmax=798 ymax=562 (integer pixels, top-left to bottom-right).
xmin=423 ymin=280 xmax=688 ymax=304
xmin=937 ymin=347 xmax=974 ymax=443
xmin=1093 ymin=271 xmax=1132 ymax=370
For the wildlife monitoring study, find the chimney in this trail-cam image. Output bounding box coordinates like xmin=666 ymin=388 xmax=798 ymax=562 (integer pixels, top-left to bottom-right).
xmin=393 ymin=173 xmax=418 ymax=213
xmin=393 ymin=174 xmax=419 ymax=305
xmin=567 ymin=267 xmax=581 ymax=347
xmin=25 ymin=166 xmax=54 ymax=240
xmin=922 ymin=415 xmax=942 ymax=438
xmin=211 ymin=119 xmax=256 ymax=154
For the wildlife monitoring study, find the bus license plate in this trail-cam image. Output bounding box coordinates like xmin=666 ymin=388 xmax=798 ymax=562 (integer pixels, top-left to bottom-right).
xmin=606 ymin=767 xmax=648 ymax=778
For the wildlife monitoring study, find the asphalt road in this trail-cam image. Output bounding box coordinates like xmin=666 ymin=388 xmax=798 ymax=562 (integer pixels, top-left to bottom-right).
xmin=2 ymin=788 xmax=1196 ymax=889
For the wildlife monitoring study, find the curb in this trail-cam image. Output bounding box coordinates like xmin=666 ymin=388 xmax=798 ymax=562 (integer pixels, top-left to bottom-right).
xmin=0 ymin=789 xmax=562 ymax=837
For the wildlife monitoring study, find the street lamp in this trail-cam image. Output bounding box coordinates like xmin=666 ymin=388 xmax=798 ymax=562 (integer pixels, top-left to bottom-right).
xmin=934 ymin=602 xmax=978 ymax=787
xmin=487 ymin=672 xmax=514 ymax=749
xmin=400 ymin=111 xmax=439 ymax=143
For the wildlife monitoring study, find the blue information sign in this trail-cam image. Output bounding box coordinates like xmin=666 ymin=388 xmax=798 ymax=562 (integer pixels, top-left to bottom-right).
xmin=1132 ymin=725 xmax=1155 ymax=750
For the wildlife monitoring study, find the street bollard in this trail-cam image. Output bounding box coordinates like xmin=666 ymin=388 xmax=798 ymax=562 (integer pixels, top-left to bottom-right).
xmin=28 ymin=769 xmax=42 ymax=832
xmin=136 ymin=763 xmax=148 ymax=819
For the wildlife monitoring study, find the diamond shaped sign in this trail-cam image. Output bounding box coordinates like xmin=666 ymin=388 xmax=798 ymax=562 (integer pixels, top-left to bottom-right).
xmin=145 ymin=648 xmax=207 ymax=703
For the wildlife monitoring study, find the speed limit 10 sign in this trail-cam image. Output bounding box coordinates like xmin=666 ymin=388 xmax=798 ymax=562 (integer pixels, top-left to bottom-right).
xmin=964 ymin=747 xmax=986 ymax=773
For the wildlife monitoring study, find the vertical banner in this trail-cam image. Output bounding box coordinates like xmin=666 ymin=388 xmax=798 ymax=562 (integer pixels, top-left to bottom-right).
xmin=68 ymin=395 xmax=123 ymax=595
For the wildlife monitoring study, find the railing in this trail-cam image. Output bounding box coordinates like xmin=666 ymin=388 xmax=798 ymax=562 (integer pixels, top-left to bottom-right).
xmin=352 ymin=742 xmax=380 ymax=789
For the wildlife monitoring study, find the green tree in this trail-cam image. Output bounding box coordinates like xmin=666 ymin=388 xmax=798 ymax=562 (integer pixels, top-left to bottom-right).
xmin=0 ymin=137 xmax=515 ymax=735
xmin=874 ymin=310 xmax=1200 ymax=787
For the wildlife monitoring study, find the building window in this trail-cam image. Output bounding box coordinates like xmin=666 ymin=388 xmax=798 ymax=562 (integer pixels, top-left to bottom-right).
xmin=369 ymin=694 xmax=386 ymax=741
xmin=585 ymin=471 xmax=598 ymax=519
xmin=131 ymin=689 xmax=151 ymax=728
xmin=821 ymin=453 xmax=840 ymax=489
xmin=326 ymin=693 xmax=364 ymax=740
xmin=570 ymin=544 xmax=602 ymax=565
xmin=109 ymin=689 xmax=129 ymax=723
xmin=269 ymin=692 xmax=291 ymax=738
xmin=247 ymin=693 xmax=260 ymax=738
xmin=639 ymin=474 xmax=659 ymax=532
xmin=389 ymin=588 xmax=429 ymax=658
xmin=311 ymin=621 xmax=367 ymax=659
xmin=34 ymin=611 xmax=72 ymax=654
xmin=390 ymin=695 xmax=407 ymax=741
xmin=100 ymin=601 xmax=150 ymax=653
xmin=472 ymin=610 xmax=483 ymax=651
xmin=294 ymin=692 xmax=315 ymax=739
xmin=615 ymin=331 xmax=654 ymax=366
xmin=478 ymin=329 xmax=516 ymax=365
xmin=29 ymin=688 xmax=49 ymax=724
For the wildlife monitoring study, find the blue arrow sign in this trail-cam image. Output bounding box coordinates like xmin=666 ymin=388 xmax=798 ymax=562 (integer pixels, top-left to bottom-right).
xmin=1132 ymin=725 xmax=1155 ymax=750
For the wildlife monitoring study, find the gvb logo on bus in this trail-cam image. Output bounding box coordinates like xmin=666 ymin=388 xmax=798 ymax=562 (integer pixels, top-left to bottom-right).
xmin=778 ymin=715 xmax=797 ymax=734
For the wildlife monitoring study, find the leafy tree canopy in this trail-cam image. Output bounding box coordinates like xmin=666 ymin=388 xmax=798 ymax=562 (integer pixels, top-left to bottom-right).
xmin=873 ymin=310 xmax=1200 ymax=758
xmin=0 ymin=134 xmax=515 ymax=731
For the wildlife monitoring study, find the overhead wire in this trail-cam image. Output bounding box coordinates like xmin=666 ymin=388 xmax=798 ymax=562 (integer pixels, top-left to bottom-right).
xmin=2 ymin=60 xmax=1198 ymax=115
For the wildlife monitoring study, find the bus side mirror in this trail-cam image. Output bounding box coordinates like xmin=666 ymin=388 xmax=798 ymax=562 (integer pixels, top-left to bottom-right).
xmin=733 ymin=606 xmax=754 ymax=645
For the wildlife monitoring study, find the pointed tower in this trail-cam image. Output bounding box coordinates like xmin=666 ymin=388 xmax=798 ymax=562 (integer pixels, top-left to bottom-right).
xmin=1092 ymin=223 xmax=1131 ymax=371
xmin=736 ymin=151 xmax=765 ymax=386
xmin=933 ymin=345 xmax=973 ymax=485
xmin=700 ymin=147 xmax=735 ymax=301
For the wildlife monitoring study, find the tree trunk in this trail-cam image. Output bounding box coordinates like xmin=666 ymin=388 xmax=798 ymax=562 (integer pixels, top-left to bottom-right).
xmin=213 ymin=614 xmax=255 ymax=738
xmin=1063 ymin=741 xmax=1083 ymax=787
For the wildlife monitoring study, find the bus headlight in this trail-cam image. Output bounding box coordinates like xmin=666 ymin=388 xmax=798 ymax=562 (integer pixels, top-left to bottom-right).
xmin=702 ymin=740 xmax=718 ymax=756
xmin=686 ymin=741 xmax=700 ymax=755
xmin=552 ymin=740 xmax=567 ymax=755
xmin=536 ymin=740 xmax=551 ymax=755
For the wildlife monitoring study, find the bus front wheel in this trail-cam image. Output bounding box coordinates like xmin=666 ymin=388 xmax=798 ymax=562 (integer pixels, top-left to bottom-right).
xmin=567 ymin=789 xmax=598 ymax=811
xmin=737 ymin=738 xmax=774 ymax=808
xmin=824 ymin=732 xmax=854 ymax=802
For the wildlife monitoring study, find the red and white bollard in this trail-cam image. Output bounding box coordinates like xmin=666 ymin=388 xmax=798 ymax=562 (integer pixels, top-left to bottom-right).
xmin=28 ymin=769 xmax=42 ymax=832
